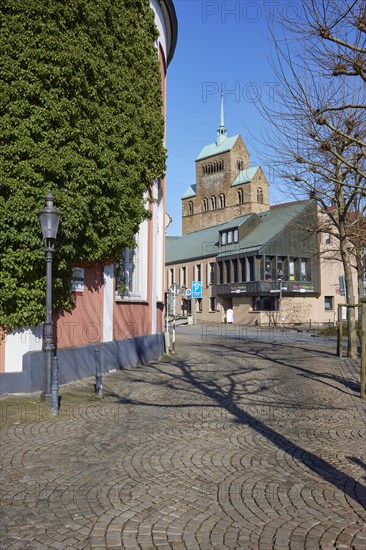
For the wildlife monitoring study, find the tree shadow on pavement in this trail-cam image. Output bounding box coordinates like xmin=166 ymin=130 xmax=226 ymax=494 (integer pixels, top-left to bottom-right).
xmin=106 ymin=350 xmax=366 ymax=510
xmin=212 ymin=340 xmax=361 ymax=397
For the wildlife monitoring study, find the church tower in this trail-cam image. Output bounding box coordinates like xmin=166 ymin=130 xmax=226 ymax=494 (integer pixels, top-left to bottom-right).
xmin=181 ymin=95 xmax=270 ymax=236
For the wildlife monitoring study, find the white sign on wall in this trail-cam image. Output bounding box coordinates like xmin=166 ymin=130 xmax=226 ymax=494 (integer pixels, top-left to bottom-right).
xmin=71 ymin=267 xmax=85 ymax=295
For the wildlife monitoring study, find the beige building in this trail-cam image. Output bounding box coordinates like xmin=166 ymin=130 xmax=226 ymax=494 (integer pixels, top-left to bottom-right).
xmin=166 ymin=100 xmax=361 ymax=326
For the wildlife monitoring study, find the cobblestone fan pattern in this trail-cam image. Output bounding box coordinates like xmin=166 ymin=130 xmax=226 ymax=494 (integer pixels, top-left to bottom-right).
xmin=1 ymin=330 xmax=365 ymax=549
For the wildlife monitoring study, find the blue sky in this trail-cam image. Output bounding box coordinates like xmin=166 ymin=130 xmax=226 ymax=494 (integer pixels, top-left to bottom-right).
xmin=165 ymin=0 xmax=299 ymax=236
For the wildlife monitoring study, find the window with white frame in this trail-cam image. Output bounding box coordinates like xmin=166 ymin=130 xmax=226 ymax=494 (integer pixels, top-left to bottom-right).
xmin=116 ymin=220 xmax=148 ymax=301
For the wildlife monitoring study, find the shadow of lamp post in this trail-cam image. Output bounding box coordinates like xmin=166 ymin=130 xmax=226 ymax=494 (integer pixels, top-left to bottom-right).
xmin=39 ymin=193 xmax=61 ymax=414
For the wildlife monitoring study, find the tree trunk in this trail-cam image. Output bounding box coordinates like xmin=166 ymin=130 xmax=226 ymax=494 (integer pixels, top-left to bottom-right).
xmin=339 ymin=232 xmax=358 ymax=358
xmin=356 ymin=253 xmax=364 ymax=314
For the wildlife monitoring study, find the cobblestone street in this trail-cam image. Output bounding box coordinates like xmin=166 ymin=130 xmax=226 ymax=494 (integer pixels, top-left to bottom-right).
xmin=1 ymin=326 xmax=365 ymax=549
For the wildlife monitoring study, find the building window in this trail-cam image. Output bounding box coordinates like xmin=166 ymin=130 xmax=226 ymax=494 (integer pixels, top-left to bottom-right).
xmin=218 ymin=261 xmax=224 ymax=284
xmin=265 ymin=256 xmax=272 ymax=280
xmin=116 ymin=220 xmax=148 ymax=300
xmin=252 ymin=296 xmax=278 ymax=311
xmin=196 ymin=264 xmax=201 ymax=282
xmin=219 ymin=193 xmax=225 ymax=208
xmin=238 ymin=189 xmax=244 ymax=205
xmin=197 ymin=298 xmax=202 ymax=312
xmin=324 ymin=296 xmax=333 ymax=311
xmin=257 ymin=187 xmax=263 ymax=204
xmin=181 ymin=266 xmax=186 ymax=287
xmin=209 ymin=263 xmax=215 ymax=285
xmin=211 ymin=196 xmax=216 ymax=210
xmin=237 ymin=158 xmax=244 ymax=171
xmin=232 ymin=259 xmax=238 ymax=282
xmin=277 ymin=257 xmax=284 ymax=281
xmin=203 ymin=197 xmax=208 ymax=211
xmin=248 ymin=256 xmax=255 ymax=281
xmin=169 ymin=268 xmax=174 ymax=286
xmin=225 ymin=260 xmax=231 ymax=283
xmin=221 ymin=229 xmax=238 ymax=245
xmin=188 ymin=201 xmax=194 ymax=215
xmin=240 ymin=258 xmax=246 ymax=281
xmin=209 ymin=297 xmax=216 ymax=312
xmin=300 ymin=258 xmax=307 ymax=281
xmin=289 ymin=257 xmax=295 ymax=281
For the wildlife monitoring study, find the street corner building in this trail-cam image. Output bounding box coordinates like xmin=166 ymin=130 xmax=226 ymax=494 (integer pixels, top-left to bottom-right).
xmin=0 ymin=0 xmax=178 ymax=394
xmin=165 ymin=96 xmax=360 ymax=326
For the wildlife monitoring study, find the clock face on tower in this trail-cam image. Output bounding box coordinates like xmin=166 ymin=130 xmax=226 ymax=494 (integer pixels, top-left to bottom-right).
xmin=165 ymin=212 xmax=172 ymax=229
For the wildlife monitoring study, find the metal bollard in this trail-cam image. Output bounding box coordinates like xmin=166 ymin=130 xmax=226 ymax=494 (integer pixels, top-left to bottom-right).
xmin=95 ymin=348 xmax=103 ymax=398
xmin=50 ymin=354 xmax=59 ymax=415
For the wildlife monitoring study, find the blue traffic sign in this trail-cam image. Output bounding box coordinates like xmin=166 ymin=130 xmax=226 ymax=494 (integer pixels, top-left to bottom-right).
xmin=192 ymin=281 xmax=202 ymax=299
xmin=185 ymin=288 xmax=192 ymax=299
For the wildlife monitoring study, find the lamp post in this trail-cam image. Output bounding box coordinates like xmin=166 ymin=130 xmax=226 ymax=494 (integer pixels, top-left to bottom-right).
xmin=39 ymin=193 xmax=61 ymax=413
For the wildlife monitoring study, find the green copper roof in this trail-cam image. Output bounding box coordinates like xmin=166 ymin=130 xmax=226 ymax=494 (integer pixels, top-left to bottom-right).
xmin=165 ymin=213 xmax=253 ymax=264
xmin=217 ymin=201 xmax=311 ymax=258
xmin=182 ymin=184 xmax=196 ymax=199
xmin=166 ymin=201 xmax=313 ymax=264
xmin=231 ymin=166 xmax=259 ymax=187
xmin=196 ymin=135 xmax=240 ymax=161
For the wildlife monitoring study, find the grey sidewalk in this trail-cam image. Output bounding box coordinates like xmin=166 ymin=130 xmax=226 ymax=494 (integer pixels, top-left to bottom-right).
xmin=1 ymin=328 xmax=365 ymax=549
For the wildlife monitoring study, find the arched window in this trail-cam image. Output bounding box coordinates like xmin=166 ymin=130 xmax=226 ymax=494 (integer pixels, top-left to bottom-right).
xmin=188 ymin=201 xmax=194 ymax=215
xmin=219 ymin=193 xmax=225 ymax=208
xmin=202 ymin=166 xmax=205 ymax=175
xmin=257 ymin=187 xmax=263 ymax=204
xmin=237 ymin=158 xmax=244 ymax=171
xmin=211 ymin=196 xmax=216 ymax=210
xmin=202 ymin=197 xmax=208 ymax=211
xmin=238 ymin=189 xmax=244 ymax=205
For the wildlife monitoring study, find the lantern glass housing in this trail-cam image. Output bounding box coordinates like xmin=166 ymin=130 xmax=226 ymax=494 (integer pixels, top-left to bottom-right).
xmin=39 ymin=193 xmax=60 ymax=241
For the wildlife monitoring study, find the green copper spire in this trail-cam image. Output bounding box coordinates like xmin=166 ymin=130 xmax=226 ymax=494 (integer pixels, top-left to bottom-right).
xmin=216 ymin=91 xmax=227 ymax=146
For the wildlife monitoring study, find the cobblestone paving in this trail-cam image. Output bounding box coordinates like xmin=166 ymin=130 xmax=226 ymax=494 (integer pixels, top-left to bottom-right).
xmin=1 ymin=328 xmax=365 ymax=549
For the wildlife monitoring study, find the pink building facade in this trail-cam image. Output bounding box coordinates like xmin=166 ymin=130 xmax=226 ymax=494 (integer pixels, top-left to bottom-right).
xmin=0 ymin=0 xmax=178 ymax=393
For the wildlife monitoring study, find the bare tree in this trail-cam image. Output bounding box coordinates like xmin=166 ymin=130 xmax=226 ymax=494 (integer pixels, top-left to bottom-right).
xmin=256 ymin=0 xmax=366 ymax=357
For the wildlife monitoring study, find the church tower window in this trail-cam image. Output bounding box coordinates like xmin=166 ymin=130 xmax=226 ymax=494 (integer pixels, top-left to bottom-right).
xmin=219 ymin=194 xmax=225 ymax=208
xmin=257 ymin=187 xmax=263 ymax=204
xmin=211 ymin=196 xmax=217 ymax=210
xmin=202 ymin=197 xmax=208 ymax=211
xmin=188 ymin=201 xmax=194 ymax=215
xmin=238 ymin=189 xmax=244 ymax=204
xmin=237 ymin=158 xmax=244 ymax=171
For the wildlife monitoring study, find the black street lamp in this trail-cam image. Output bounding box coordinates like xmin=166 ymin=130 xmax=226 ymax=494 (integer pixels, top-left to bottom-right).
xmin=39 ymin=193 xmax=61 ymax=414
